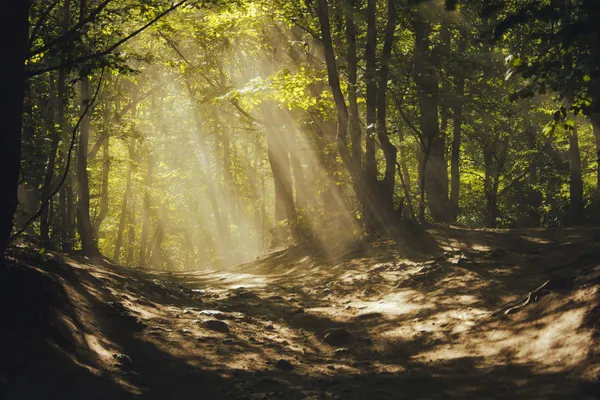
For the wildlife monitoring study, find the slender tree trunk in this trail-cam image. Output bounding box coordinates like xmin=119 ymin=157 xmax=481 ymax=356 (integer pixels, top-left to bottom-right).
xmin=94 ymin=127 xmax=110 ymax=235
xmin=265 ymin=125 xmax=297 ymax=242
xmin=139 ymin=153 xmax=153 ymax=268
xmin=591 ymin=112 xmax=600 ymax=195
xmin=569 ymin=124 xmax=584 ymax=224
xmin=289 ymin=133 xmax=307 ymax=212
xmin=365 ymin=0 xmax=377 ymax=182
xmin=375 ymin=0 xmax=398 ymax=216
xmin=483 ymin=147 xmax=497 ymax=228
xmin=343 ymin=0 xmax=362 ymax=167
xmin=41 ymin=74 xmax=63 ymax=242
xmin=397 ymin=123 xmax=414 ymax=219
xmin=125 ymin=194 xmax=136 ymax=266
xmin=0 ymin=0 xmax=30 ymax=264
xmin=450 ymin=41 xmax=465 ymax=222
xmin=113 ymin=138 xmax=136 ymax=263
xmin=76 ymin=74 xmax=101 ymax=258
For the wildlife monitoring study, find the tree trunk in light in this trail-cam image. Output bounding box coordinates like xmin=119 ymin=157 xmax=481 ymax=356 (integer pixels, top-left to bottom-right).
xmin=113 ymin=138 xmax=136 ymax=263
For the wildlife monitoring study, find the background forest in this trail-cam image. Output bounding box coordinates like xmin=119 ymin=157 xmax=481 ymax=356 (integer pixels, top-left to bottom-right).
xmin=2 ymin=0 xmax=599 ymax=270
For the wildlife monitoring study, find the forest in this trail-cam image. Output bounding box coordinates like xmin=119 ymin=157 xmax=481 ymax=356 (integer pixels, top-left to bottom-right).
xmin=1 ymin=0 xmax=599 ymax=399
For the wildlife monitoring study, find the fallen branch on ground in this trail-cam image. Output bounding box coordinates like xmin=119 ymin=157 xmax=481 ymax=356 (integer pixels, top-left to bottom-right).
xmin=492 ymin=280 xmax=551 ymax=316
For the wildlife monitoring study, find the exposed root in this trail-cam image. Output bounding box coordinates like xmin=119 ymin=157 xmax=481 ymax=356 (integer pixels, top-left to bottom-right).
xmin=493 ymin=280 xmax=551 ymax=316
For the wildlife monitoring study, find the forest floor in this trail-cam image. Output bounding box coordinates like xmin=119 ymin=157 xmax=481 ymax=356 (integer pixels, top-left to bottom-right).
xmin=1 ymin=226 xmax=600 ymax=400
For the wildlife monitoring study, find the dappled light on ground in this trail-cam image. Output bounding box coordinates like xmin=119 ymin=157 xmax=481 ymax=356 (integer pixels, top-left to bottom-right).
xmin=2 ymin=226 xmax=599 ymax=399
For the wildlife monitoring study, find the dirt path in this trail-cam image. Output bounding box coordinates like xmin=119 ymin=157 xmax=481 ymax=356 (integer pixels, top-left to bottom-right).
xmin=1 ymin=227 xmax=599 ymax=399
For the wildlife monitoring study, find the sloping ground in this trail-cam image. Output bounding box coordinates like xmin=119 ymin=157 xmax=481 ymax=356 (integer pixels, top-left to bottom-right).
xmin=1 ymin=227 xmax=599 ymax=400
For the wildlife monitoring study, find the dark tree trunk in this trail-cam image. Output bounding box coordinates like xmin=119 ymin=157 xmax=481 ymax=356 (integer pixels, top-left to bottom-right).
xmin=41 ymin=73 xmax=63 ymax=242
xmin=343 ymin=0 xmax=362 ymax=167
xmin=414 ymin=11 xmax=449 ymax=223
xmin=76 ymin=75 xmax=101 ymax=258
xmin=0 ymin=0 xmax=30 ymax=264
xmin=375 ymin=0 xmax=398 ymax=215
xmin=365 ymin=0 xmax=377 ymax=182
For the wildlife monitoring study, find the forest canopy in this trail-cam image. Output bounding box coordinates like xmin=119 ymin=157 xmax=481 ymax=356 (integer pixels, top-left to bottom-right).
xmin=1 ymin=0 xmax=599 ymax=270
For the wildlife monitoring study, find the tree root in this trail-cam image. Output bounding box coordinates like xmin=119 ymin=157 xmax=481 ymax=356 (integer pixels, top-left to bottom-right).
xmin=493 ymin=280 xmax=551 ymax=316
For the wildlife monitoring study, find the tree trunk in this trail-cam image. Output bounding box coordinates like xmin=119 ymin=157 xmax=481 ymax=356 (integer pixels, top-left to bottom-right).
xmin=125 ymin=194 xmax=136 ymax=266
xmin=375 ymin=0 xmax=398 ymax=217
xmin=76 ymin=74 xmax=101 ymax=258
xmin=569 ymin=124 xmax=584 ymax=224
xmin=0 ymin=0 xmax=30 ymax=264
xmin=41 ymin=74 xmax=63 ymax=242
xmin=139 ymin=154 xmax=154 ymax=268
xmin=265 ymin=126 xmax=297 ymax=243
xmin=450 ymin=39 xmax=465 ymax=222
xmin=113 ymin=138 xmax=136 ymax=263
xmin=343 ymin=0 xmax=362 ymax=167
xmin=94 ymin=126 xmax=110 ymax=235
xmin=414 ymin=10 xmax=449 ymax=222
xmin=591 ymin=112 xmax=600 ymax=195
xmin=483 ymin=147 xmax=497 ymax=228
xmin=365 ymin=0 xmax=377 ymax=182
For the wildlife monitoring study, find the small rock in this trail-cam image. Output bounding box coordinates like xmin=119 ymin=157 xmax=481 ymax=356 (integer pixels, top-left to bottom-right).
xmin=327 ymin=365 xmax=335 ymax=370
xmin=180 ymin=329 xmax=191 ymax=334
xmin=292 ymin=307 xmax=305 ymax=315
xmin=275 ymin=359 xmax=294 ymax=370
xmin=265 ymin=324 xmax=275 ymax=330
xmin=202 ymin=319 xmax=230 ymax=333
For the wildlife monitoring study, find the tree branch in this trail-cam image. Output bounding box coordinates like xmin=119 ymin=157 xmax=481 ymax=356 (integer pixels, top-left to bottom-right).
xmin=27 ymin=0 xmax=188 ymax=78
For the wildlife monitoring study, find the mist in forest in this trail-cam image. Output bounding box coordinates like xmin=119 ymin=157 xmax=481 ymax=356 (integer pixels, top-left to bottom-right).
xmin=2 ymin=0 xmax=600 ymax=271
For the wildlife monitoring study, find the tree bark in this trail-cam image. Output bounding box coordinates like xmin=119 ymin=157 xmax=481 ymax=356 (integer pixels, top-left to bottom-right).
xmin=413 ymin=10 xmax=449 ymax=222
xmin=375 ymin=0 xmax=398 ymax=214
xmin=0 ymin=0 xmax=30 ymax=264
xmin=365 ymin=0 xmax=377 ymax=182
xmin=76 ymin=74 xmax=101 ymax=258
xmin=343 ymin=0 xmax=362 ymax=167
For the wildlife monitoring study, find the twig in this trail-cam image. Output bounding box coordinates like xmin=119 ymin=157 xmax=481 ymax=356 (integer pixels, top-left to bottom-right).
xmin=493 ymin=280 xmax=551 ymax=316
xmin=9 ymin=69 xmax=105 ymax=243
